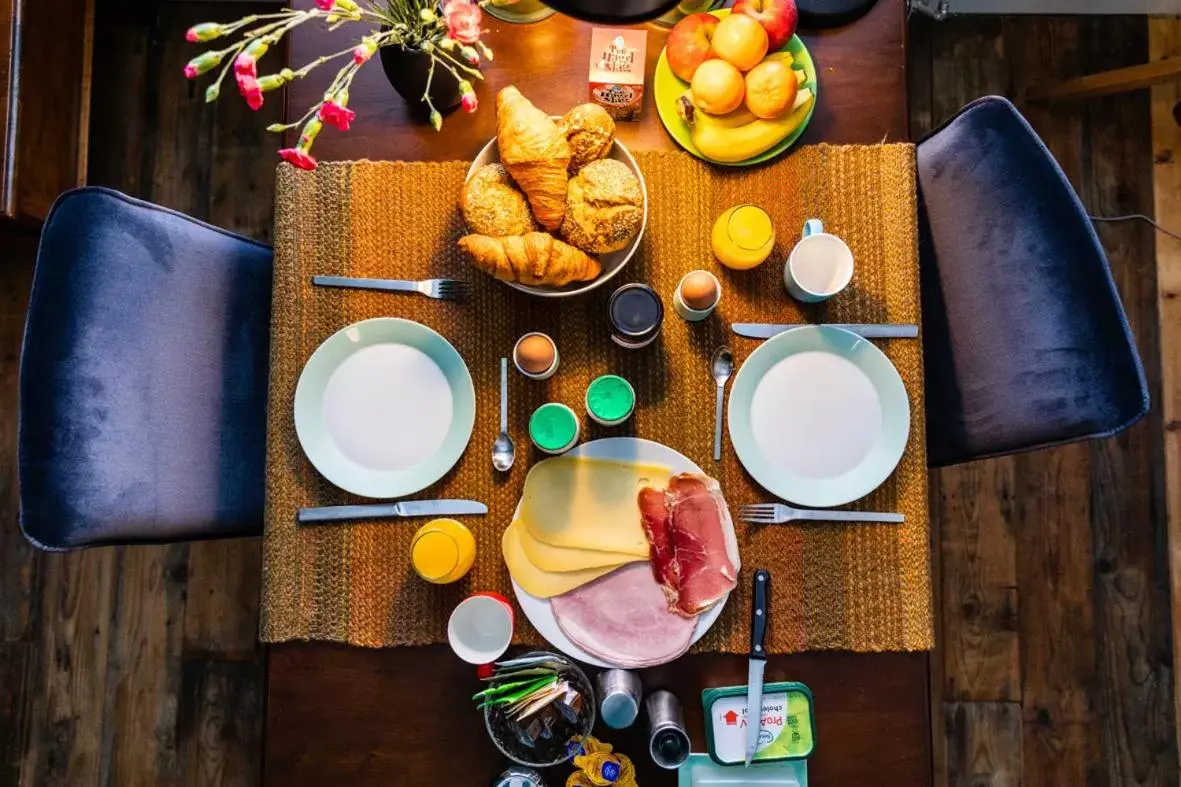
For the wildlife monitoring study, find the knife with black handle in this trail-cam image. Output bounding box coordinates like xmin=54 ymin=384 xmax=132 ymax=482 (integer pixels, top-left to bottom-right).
xmin=745 ymin=568 xmax=771 ymax=767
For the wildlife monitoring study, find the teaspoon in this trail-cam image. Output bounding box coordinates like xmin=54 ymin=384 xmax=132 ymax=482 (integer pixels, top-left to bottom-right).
xmin=492 ymin=358 xmax=515 ymax=472
xmin=711 ymin=346 xmax=734 ymax=462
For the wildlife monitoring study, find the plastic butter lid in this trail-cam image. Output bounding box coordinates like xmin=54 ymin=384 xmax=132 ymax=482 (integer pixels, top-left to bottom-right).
xmin=529 ymin=403 xmax=580 ymax=453
xmin=586 ymin=375 xmax=636 ymax=425
xmin=679 ymin=753 xmax=807 ymax=786
xmin=701 ymin=682 xmax=816 ymax=765
xmin=412 ymin=531 xmax=459 ymax=581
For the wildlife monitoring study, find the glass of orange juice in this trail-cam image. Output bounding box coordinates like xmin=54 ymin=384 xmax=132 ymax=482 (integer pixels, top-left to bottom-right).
xmin=712 ymin=204 xmax=775 ymax=270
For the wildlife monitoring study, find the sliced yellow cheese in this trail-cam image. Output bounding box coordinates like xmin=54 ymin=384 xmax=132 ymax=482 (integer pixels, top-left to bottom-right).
xmin=518 ymin=456 xmax=672 ymax=556
xmin=502 ymin=520 xmax=621 ymax=598
xmin=516 ymin=520 xmax=644 ymax=572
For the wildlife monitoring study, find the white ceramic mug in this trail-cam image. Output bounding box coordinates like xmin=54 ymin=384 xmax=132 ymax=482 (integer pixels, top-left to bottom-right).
xmin=447 ymin=593 xmax=514 ymax=664
xmin=784 ymin=219 xmax=854 ymax=303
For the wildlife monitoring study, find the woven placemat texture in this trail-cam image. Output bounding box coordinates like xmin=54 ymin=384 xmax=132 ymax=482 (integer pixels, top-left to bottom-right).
xmin=261 ymin=145 xmax=933 ymax=653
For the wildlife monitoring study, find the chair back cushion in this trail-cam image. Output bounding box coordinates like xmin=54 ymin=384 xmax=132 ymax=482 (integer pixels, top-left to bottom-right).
xmin=19 ymin=187 xmax=272 ymax=548
xmin=917 ymin=96 xmax=1148 ymax=466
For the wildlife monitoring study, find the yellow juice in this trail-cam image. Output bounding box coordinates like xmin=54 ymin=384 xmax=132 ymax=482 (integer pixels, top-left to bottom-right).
xmin=712 ymin=205 xmax=775 ymax=270
xmin=411 ymin=518 xmax=476 ymax=584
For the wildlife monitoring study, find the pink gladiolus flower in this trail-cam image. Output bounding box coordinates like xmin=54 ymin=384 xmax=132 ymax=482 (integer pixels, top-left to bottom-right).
xmin=236 ymin=72 xmax=264 ymax=111
xmin=184 ymin=64 xmax=200 ymax=79
xmin=461 ymin=92 xmax=478 ymax=113
xmin=314 ymin=0 xmax=335 ymax=9
xmin=443 ymin=0 xmax=482 ymax=45
xmin=319 ymin=99 xmax=356 ymax=131
xmin=279 ymin=147 xmax=318 ymax=170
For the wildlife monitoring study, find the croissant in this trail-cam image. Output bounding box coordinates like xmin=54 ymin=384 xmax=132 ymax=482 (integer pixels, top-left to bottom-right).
xmin=458 ymin=233 xmax=601 ymax=287
xmin=496 ymin=87 xmax=571 ymax=231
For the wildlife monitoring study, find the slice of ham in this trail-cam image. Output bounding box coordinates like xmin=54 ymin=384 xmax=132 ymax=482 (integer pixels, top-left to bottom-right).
xmin=639 ymin=474 xmax=738 ymax=618
xmin=550 ymin=562 xmax=696 ymax=668
xmin=638 ymin=486 xmax=677 ymax=591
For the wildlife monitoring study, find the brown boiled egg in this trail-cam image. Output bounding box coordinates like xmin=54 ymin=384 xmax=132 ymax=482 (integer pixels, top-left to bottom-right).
xmin=515 ymin=334 xmax=556 ymax=375
xmin=680 ymin=271 xmax=719 ymax=311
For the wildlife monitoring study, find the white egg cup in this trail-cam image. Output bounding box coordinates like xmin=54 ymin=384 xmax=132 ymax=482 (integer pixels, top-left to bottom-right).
xmin=512 ymin=332 xmax=560 ymax=380
xmin=672 ymin=270 xmax=722 ymax=322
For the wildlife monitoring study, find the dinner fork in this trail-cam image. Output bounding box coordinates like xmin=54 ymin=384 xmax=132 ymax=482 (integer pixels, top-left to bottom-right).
xmin=740 ymin=503 xmax=905 ymax=525
xmin=312 ymin=275 xmax=471 ymax=301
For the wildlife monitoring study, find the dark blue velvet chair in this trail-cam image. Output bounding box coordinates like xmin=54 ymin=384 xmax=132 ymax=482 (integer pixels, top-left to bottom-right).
xmin=917 ymin=96 xmax=1149 ymax=467
xmin=19 ymin=187 xmax=273 ymax=549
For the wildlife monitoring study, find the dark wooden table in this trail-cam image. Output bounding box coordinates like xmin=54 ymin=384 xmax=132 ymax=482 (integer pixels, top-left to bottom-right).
xmin=267 ymin=3 xmax=926 ymax=784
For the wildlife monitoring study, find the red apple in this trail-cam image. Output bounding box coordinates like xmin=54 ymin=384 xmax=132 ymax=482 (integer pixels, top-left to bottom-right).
xmin=666 ymin=12 xmax=720 ymax=84
xmin=732 ymin=0 xmax=798 ymax=52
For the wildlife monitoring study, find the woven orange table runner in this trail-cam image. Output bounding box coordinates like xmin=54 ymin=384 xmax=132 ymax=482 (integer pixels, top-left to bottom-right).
xmin=261 ymin=145 xmax=933 ymax=653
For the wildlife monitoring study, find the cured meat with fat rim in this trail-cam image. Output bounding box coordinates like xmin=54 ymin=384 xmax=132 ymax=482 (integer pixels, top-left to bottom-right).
xmin=550 ymin=562 xmax=696 ymax=668
xmin=638 ymin=486 xmax=677 ymax=591
xmin=639 ymin=474 xmax=739 ymax=618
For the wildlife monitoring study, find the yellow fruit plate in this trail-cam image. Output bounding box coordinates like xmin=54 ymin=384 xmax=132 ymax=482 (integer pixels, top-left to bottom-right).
xmin=654 ymin=9 xmax=818 ymax=167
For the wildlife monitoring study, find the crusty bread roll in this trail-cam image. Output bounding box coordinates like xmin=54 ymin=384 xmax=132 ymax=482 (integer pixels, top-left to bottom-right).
xmin=461 ymin=164 xmax=538 ymax=237
xmin=558 ymin=104 xmax=616 ymax=174
xmin=559 ymin=159 xmax=643 ymax=256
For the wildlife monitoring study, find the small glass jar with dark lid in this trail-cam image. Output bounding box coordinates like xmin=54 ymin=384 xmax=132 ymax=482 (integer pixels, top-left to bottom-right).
xmin=608 ymin=283 xmax=664 ymax=349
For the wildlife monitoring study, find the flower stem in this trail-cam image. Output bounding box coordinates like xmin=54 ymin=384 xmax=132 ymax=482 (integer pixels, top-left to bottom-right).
xmin=325 ymin=61 xmax=360 ymax=97
xmin=421 ymin=53 xmax=436 ymax=102
xmin=207 ymin=39 xmax=248 ymax=94
xmin=294 ymin=46 xmax=354 ymax=77
xmin=432 ymin=46 xmax=483 ymax=79
xmin=268 ymin=104 xmax=320 ymax=133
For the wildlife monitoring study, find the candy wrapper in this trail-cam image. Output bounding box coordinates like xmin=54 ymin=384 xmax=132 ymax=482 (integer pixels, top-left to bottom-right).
xmin=566 ymin=737 xmax=638 ymax=786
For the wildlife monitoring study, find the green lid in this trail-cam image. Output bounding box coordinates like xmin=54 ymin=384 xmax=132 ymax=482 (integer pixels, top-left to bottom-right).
xmin=701 ymin=682 xmax=816 ymax=765
xmin=586 ymin=375 xmax=636 ymax=425
xmin=529 ymin=403 xmax=579 ymax=453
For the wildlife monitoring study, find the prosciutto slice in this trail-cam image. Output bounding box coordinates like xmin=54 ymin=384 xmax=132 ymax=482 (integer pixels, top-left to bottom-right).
xmin=639 ymin=474 xmax=738 ymax=617
xmin=550 ymin=562 xmax=695 ymax=668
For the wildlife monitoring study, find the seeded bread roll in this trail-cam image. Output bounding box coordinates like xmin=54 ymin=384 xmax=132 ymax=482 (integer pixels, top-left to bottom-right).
xmin=558 ymin=104 xmax=616 ymax=174
xmin=559 ymin=159 xmax=643 ymax=256
xmin=461 ymin=163 xmax=539 ymax=237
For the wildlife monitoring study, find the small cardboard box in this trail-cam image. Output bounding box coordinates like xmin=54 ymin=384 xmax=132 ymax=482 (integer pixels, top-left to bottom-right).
xmin=588 ymin=28 xmax=647 ymax=121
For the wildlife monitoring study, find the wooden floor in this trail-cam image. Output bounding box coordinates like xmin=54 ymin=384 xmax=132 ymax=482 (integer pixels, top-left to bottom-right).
xmin=912 ymin=16 xmax=1179 ymax=787
xmin=1 ymin=3 xmax=279 ymax=785
xmin=0 ymin=6 xmax=1177 ymax=785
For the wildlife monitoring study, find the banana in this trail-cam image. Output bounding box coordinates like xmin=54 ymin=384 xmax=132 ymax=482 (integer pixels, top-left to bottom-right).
xmin=762 ymin=50 xmax=795 ymax=68
xmin=686 ymin=88 xmax=815 ymax=163
xmin=676 ymin=93 xmax=758 ymax=129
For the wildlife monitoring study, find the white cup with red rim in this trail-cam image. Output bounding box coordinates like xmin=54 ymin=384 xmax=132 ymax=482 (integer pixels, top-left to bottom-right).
xmin=448 ymin=591 xmax=515 ymax=665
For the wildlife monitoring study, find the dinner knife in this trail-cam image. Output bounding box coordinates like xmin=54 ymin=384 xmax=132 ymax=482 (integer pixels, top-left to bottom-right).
xmin=731 ymin=323 xmax=919 ymax=340
xmin=297 ymin=500 xmax=488 ymax=524
xmin=745 ymin=568 xmax=771 ymax=767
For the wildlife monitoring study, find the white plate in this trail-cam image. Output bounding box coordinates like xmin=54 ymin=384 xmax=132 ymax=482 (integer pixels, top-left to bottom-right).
xmin=294 ymin=318 xmax=476 ymax=498
xmin=509 ymin=438 xmax=740 ymax=668
xmin=728 ymin=326 xmax=910 ymax=507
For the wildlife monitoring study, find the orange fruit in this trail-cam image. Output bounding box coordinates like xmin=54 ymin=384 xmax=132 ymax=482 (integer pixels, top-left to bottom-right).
xmin=710 ymin=14 xmax=769 ymax=72
xmin=691 ymin=59 xmax=746 ymax=115
xmin=744 ymin=59 xmax=799 ymax=119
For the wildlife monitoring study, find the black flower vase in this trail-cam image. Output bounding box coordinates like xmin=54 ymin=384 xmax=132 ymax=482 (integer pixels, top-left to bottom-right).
xmin=380 ymin=45 xmax=462 ymax=115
